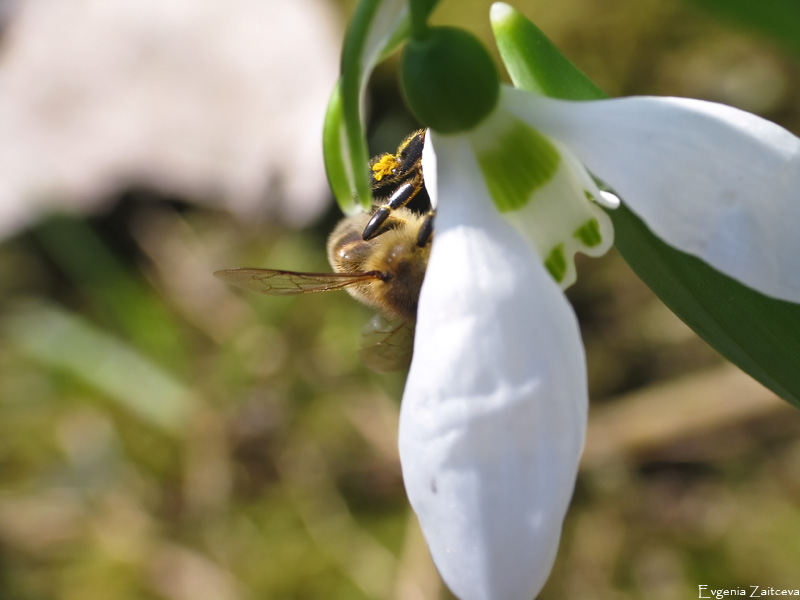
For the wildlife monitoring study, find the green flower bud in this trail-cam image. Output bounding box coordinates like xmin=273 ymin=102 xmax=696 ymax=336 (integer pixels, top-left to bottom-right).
xmin=400 ymin=27 xmax=499 ymax=133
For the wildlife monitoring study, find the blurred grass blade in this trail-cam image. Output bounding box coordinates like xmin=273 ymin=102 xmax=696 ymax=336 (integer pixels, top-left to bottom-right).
xmin=3 ymin=301 xmax=196 ymax=433
xmin=35 ymin=216 xmax=187 ymax=368
xmin=681 ymin=0 xmax=800 ymax=55
xmin=492 ymin=4 xmax=800 ymax=408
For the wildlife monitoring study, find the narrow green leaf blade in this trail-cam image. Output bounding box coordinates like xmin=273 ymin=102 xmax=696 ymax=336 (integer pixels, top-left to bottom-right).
xmin=491 ymin=3 xmax=604 ymax=101
xmin=322 ymin=82 xmax=358 ymax=213
xmin=324 ymin=0 xmax=411 ymax=212
xmin=338 ymin=0 xmax=381 ymax=211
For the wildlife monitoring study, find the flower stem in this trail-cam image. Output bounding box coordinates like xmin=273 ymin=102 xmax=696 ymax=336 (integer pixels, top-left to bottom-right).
xmin=408 ymin=0 xmax=438 ymax=38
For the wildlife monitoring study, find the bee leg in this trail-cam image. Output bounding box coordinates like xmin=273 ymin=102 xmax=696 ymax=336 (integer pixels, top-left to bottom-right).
xmin=363 ymin=206 xmax=392 ymax=240
xmin=416 ymin=211 xmax=435 ymax=247
xmin=394 ymin=130 xmax=425 ymax=178
xmin=362 ymin=174 xmax=423 ymax=240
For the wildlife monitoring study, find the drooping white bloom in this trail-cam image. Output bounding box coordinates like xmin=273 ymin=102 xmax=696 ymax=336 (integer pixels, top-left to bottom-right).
xmin=0 ymin=0 xmax=341 ymax=237
xmin=399 ymin=132 xmax=587 ymax=600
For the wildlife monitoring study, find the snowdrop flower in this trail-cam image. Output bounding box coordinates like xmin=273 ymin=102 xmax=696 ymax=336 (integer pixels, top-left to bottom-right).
xmin=325 ymin=1 xmax=800 ymax=599
xmin=400 ymin=127 xmax=591 ymax=599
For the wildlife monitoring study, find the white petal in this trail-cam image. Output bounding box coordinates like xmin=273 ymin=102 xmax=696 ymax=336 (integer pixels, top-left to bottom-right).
xmin=505 ymin=89 xmax=800 ymax=302
xmin=400 ymin=132 xmax=587 ymax=600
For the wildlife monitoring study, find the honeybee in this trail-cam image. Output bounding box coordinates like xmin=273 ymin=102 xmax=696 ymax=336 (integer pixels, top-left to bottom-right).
xmin=215 ymin=131 xmax=432 ymax=372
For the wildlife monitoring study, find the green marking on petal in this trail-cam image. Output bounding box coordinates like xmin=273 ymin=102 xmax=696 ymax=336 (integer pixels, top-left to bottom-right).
xmin=477 ymin=119 xmax=560 ymax=212
xmin=573 ymin=217 xmax=602 ymax=248
xmin=544 ymin=244 xmax=567 ymax=282
xmin=492 ymin=130 xmax=615 ymax=289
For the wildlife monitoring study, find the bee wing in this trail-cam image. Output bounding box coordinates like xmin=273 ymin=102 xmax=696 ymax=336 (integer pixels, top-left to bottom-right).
xmin=214 ymin=268 xmax=383 ymax=295
xmin=358 ymin=314 xmax=415 ymax=373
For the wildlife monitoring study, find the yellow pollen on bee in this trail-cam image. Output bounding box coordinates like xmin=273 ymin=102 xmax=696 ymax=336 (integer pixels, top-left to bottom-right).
xmin=372 ymin=155 xmax=399 ymax=181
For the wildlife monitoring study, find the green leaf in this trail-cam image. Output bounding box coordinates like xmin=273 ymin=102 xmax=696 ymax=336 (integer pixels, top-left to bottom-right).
xmin=491 ymin=3 xmax=800 ymax=407
xmin=612 ymin=205 xmax=800 ymax=407
xmin=491 ymin=3 xmax=604 ymax=101
xmin=322 ymin=83 xmax=357 ymax=213
xmin=337 ymin=0 xmax=380 ymax=212
xmin=323 ymin=0 xmax=411 ymax=212
xmin=682 ymin=0 xmax=800 ymax=55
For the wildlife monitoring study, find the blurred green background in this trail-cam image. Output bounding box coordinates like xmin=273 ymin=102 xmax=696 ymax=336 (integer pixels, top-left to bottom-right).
xmin=1 ymin=1 xmax=799 ymax=599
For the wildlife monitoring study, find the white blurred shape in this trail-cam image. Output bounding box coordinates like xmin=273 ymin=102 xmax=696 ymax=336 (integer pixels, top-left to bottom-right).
xmin=0 ymin=0 xmax=341 ymax=237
